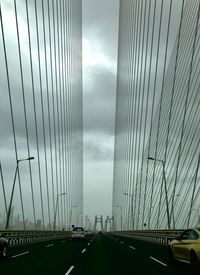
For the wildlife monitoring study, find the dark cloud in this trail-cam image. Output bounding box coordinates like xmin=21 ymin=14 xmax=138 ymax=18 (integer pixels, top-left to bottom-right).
xmin=84 ymin=133 xmax=114 ymax=161
xmin=83 ymin=65 xmax=116 ymax=135
xmin=83 ymin=0 xmax=119 ymax=61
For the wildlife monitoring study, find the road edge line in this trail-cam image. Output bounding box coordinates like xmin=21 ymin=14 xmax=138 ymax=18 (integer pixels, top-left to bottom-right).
xmin=150 ymin=256 xmax=167 ymax=267
xmin=11 ymin=251 xmax=30 ymax=258
xmin=65 ymin=266 xmax=75 ymax=275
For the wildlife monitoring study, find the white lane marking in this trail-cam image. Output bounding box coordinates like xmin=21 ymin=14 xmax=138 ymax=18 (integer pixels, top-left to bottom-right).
xmin=120 ymin=241 xmax=124 ymax=244
xmin=129 ymin=245 xmax=136 ymax=250
xmin=46 ymin=244 xmax=54 ymax=247
xmin=87 ymin=242 xmax=90 ymax=246
xmin=65 ymin=266 xmax=75 ymax=275
xmin=60 ymin=240 xmax=65 ymax=243
xmin=81 ymin=248 xmax=86 ymax=254
xmin=11 ymin=251 xmax=29 ymax=258
xmin=150 ymin=256 xmax=167 ymax=267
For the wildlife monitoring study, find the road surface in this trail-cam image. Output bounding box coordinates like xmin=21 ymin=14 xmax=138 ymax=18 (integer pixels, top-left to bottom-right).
xmin=0 ymin=233 xmax=197 ymax=274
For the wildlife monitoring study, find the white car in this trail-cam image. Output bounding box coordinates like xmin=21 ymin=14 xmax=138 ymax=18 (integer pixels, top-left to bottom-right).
xmin=71 ymin=227 xmax=86 ymax=240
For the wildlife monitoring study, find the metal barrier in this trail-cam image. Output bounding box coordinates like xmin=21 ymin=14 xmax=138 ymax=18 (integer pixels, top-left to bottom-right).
xmin=108 ymin=229 xmax=185 ymax=246
xmin=0 ymin=230 xmax=70 ymax=247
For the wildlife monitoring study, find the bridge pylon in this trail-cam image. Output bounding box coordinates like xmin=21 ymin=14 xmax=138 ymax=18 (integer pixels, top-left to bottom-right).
xmin=104 ymin=216 xmax=114 ymax=232
xmin=93 ymin=215 xmax=103 ymax=232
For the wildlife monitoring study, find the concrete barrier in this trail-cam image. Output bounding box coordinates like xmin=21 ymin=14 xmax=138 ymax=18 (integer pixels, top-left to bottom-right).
xmin=108 ymin=229 xmax=184 ymax=246
xmin=0 ymin=230 xmax=71 ymax=247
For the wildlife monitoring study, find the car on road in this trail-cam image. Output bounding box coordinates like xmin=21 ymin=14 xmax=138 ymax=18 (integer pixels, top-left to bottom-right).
xmin=71 ymin=227 xmax=86 ymax=240
xmin=0 ymin=234 xmax=8 ymax=258
xmin=169 ymin=228 xmax=200 ymax=267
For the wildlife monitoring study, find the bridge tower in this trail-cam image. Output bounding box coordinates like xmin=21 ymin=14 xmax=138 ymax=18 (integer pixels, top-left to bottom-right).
xmin=104 ymin=216 xmax=114 ymax=232
xmin=93 ymin=215 xmax=103 ymax=232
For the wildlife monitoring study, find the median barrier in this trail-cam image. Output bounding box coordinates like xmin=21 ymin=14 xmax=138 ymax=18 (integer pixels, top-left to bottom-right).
xmin=108 ymin=229 xmax=184 ymax=246
xmin=0 ymin=230 xmax=71 ymax=246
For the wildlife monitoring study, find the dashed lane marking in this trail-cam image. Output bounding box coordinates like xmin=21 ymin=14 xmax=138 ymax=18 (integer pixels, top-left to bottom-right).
xmin=129 ymin=245 xmax=136 ymax=250
xmin=65 ymin=266 xmax=75 ymax=275
xmin=46 ymin=244 xmax=55 ymax=247
xmin=150 ymin=256 xmax=167 ymax=267
xmin=11 ymin=251 xmax=29 ymax=258
xmin=81 ymin=248 xmax=86 ymax=254
xmin=120 ymin=241 xmax=124 ymax=244
xmin=87 ymin=243 xmax=90 ymax=246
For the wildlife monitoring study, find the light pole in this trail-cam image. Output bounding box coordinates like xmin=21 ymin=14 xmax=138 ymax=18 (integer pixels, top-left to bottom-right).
xmin=83 ymin=215 xmax=89 ymax=229
xmin=77 ymin=211 xmax=83 ymax=226
xmin=147 ymin=206 xmax=154 ymax=229
xmin=0 ymin=162 xmax=7 ymax=216
xmin=123 ymin=192 xmax=134 ymax=230
xmin=5 ymin=157 xmax=35 ymax=230
xmin=53 ymin=193 xmax=67 ymax=231
xmin=192 ymin=208 xmax=200 ymax=227
xmin=172 ymin=194 xmax=180 ymax=228
xmin=69 ymin=205 xmax=78 ymax=230
xmin=116 ymin=205 xmax=122 ymax=231
xmin=147 ymin=157 xmax=170 ymax=229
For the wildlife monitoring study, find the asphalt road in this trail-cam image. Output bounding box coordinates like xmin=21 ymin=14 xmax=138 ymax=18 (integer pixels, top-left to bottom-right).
xmin=0 ymin=234 xmax=198 ymax=275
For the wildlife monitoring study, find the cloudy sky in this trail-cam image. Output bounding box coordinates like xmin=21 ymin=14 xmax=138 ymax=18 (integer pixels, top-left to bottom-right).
xmin=82 ymin=0 xmax=119 ymax=222
xmin=0 ymin=0 xmax=119 ymax=228
xmin=0 ymin=0 xmax=183 ymax=229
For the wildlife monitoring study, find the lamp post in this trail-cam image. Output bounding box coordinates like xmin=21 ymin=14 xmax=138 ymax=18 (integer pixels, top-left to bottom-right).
xmin=0 ymin=162 xmax=7 ymax=215
xmin=192 ymin=208 xmax=200 ymax=227
xmin=53 ymin=192 xmax=67 ymax=231
xmin=123 ymin=192 xmax=134 ymax=230
xmin=116 ymin=205 xmax=122 ymax=231
xmin=69 ymin=205 xmax=78 ymax=230
xmin=172 ymin=194 xmax=180 ymax=228
xmin=147 ymin=157 xmax=170 ymax=229
xmin=147 ymin=206 xmax=154 ymax=229
xmin=5 ymin=157 xmax=35 ymax=230
xmin=77 ymin=211 xmax=83 ymax=226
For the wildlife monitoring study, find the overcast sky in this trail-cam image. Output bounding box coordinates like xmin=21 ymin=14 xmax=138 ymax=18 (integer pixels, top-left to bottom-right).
xmin=82 ymin=0 xmax=119 ymax=222
xmin=0 ymin=0 xmax=183 ymax=229
xmin=0 ymin=0 xmax=119 ymax=228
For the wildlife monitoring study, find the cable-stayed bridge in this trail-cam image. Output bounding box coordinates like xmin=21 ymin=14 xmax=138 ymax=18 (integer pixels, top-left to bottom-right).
xmin=0 ymin=0 xmax=200 ymax=274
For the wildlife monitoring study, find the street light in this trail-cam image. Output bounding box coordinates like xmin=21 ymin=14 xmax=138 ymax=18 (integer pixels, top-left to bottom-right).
xmin=192 ymin=208 xmax=200 ymax=227
xmin=147 ymin=157 xmax=170 ymax=229
xmin=5 ymin=156 xmax=35 ymax=230
xmin=172 ymin=194 xmax=180 ymax=228
xmin=53 ymin=193 xmax=67 ymax=231
xmin=77 ymin=211 xmax=83 ymax=225
xmin=116 ymin=205 xmax=123 ymax=231
xmin=69 ymin=205 xmax=78 ymax=230
xmin=123 ymin=192 xmax=134 ymax=230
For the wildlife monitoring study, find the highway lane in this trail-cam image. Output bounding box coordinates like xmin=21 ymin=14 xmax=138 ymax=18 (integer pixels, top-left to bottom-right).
xmin=0 ymin=233 xmax=198 ymax=274
xmin=72 ymin=234 xmax=197 ymax=275
xmin=0 ymin=235 xmax=93 ymax=275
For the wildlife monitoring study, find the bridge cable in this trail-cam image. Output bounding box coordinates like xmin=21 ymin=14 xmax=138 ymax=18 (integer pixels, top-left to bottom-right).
xmin=34 ymin=0 xmax=51 ymax=228
xmin=0 ymin=162 xmax=8 ymax=215
xmin=14 ymin=0 xmax=37 ymax=230
xmin=41 ymin=0 xmax=56 ymax=228
xmin=52 ymin=0 xmax=61 ymax=230
xmin=25 ymin=0 xmax=45 ymax=230
xmin=0 ymin=2 xmax=26 ymax=229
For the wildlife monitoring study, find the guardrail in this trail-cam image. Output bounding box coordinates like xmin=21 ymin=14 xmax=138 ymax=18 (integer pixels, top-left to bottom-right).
xmin=108 ymin=229 xmax=185 ymax=246
xmin=0 ymin=230 xmax=70 ymax=247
